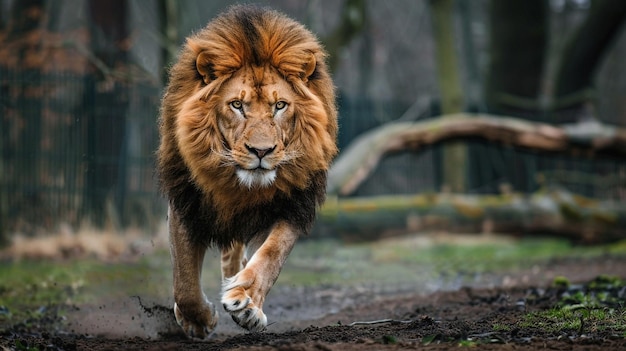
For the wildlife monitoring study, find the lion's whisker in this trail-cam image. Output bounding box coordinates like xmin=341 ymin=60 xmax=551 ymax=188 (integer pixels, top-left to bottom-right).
xmin=210 ymin=148 xmax=238 ymax=168
xmin=279 ymin=150 xmax=303 ymax=165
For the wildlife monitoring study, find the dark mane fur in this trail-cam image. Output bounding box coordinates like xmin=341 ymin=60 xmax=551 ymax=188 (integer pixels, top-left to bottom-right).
xmin=169 ymin=169 xmax=327 ymax=248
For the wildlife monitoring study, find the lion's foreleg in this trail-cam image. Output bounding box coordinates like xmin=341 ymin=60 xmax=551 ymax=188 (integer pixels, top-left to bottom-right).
xmin=221 ymin=242 xmax=247 ymax=281
xmin=221 ymin=221 xmax=298 ymax=332
xmin=169 ymin=206 xmax=218 ymax=339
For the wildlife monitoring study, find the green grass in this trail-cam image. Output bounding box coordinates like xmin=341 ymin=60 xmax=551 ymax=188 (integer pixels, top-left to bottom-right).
xmin=521 ymin=307 xmax=626 ymax=335
xmin=520 ymin=275 xmax=626 ymax=336
xmin=0 ymin=253 xmax=172 ymax=324
xmin=458 ymin=339 xmax=478 ymax=347
xmin=370 ymin=236 xmax=617 ymax=271
xmin=281 ymin=236 xmax=626 ymax=287
xmin=491 ymin=323 xmax=511 ymax=332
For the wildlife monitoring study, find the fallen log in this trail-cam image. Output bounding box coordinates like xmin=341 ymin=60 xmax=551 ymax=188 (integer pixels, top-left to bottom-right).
xmin=328 ymin=114 xmax=626 ymax=196
xmin=316 ymin=189 xmax=626 ymax=243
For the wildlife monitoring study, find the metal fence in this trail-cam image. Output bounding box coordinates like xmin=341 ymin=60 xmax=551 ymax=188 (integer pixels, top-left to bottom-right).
xmin=0 ymin=69 xmax=163 ymax=235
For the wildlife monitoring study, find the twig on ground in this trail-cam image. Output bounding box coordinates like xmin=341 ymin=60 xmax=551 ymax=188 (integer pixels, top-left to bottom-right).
xmin=348 ymin=319 xmax=413 ymax=326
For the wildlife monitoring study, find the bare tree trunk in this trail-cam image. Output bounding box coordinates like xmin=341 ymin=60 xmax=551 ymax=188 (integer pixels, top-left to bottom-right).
xmin=160 ymin=0 xmax=178 ymax=81
xmin=84 ymin=0 xmax=129 ymax=227
xmin=479 ymin=0 xmax=548 ymax=196
xmin=553 ymin=0 xmax=626 ymax=120
xmin=430 ymin=0 xmax=466 ymax=192
xmin=484 ymin=0 xmax=548 ymax=117
xmin=322 ymin=0 xmax=367 ymax=73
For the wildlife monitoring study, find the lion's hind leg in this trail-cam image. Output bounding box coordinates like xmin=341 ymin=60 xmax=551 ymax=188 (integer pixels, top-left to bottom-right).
xmin=221 ymin=222 xmax=298 ymax=332
xmin=221 ymin=242 xmax=247 ymax=280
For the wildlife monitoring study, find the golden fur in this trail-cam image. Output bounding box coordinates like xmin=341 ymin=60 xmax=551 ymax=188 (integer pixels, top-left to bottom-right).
xmin=157 ymin=5 xmax=337 ymax=338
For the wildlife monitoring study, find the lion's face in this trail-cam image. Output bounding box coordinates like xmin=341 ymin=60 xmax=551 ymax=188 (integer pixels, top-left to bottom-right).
xmin=216 ymin=66 xmax=297 ymax=188
xmin=175 ymin=60 xmax=336 ymax=201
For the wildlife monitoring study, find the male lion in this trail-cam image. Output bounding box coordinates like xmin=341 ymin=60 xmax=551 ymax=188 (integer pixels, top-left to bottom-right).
xmin=157 ymin=5 xmax=338 ymax=338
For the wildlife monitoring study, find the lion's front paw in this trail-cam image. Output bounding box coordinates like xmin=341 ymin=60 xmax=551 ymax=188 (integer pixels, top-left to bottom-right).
xmin=221 ymin=274 xmax=267 ymax=332
xmin=173 ymin=299 xmax=218 ymax=339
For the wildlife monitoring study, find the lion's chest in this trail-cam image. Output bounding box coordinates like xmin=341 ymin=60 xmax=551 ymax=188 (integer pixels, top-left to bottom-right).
xmin=178 ymin=171 xmax=325 ymax=248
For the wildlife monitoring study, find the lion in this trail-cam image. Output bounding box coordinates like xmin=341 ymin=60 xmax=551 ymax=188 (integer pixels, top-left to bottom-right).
xmin=157 ymin=5 xmax=338 ymax=338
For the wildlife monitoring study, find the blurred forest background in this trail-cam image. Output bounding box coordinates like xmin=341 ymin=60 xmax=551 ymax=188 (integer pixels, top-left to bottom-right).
xmin=1 ymin=0 xmax=626 ymax=244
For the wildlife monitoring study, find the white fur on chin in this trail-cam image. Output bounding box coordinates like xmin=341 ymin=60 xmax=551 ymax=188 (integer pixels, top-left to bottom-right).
xmin=236 ymin=169 xmax=277 ymax=189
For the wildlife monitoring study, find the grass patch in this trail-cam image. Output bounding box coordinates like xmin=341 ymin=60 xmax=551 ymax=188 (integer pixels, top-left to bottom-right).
xmin=371 ymin=236 xmax=615 ymax=272
xmin=521 ymin=306 xmax=626 ymax=335
xmin=521 ymin=275 xmax=626 ymax=336
xmin=0 ymin=253 xmax=172 ymax=325
xmin=282 ymin=235 xmax=626 ymax=287
xmin=492 ymin=323 xmax=511 ymax=332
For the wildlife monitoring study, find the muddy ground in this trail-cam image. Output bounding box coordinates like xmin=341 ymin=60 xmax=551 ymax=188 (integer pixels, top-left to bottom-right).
xmin=2 ymin=252 xmax=626 ymax=350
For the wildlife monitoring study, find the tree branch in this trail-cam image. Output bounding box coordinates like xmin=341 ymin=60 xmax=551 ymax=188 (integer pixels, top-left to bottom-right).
xmin=328 ymin=114 xmax=626 ymax=196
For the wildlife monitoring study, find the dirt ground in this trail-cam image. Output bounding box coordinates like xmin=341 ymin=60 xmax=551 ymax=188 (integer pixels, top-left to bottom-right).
xmin=2 ymin=253 xmax=626 ymax=351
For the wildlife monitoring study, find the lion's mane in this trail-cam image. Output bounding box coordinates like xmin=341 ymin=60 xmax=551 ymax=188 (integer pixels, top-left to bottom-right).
xmin=157 ymin=5 xmax=338 ymax=248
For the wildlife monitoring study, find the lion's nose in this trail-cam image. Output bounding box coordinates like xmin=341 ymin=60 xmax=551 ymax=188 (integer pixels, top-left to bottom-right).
xmin=246 ymin=145 xmax=276 ymax=159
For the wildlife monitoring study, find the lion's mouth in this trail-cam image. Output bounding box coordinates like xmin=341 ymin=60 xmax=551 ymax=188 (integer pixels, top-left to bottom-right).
xmin=236 ymin=168 xmax=277 ymax=189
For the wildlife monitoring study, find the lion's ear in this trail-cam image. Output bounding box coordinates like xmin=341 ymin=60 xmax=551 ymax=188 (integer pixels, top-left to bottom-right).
xmin=196 ymin=51 xmax=215 ymax=85
xmin=302 ymin=53 xmax=317 ymax=82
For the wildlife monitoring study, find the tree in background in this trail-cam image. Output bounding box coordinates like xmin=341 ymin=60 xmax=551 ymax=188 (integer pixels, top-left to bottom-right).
xmin=553 ymin=0 xmax=626 ymax=122
xmin=322 ymin=0 xmax=367 ymax=74
xmin=83 ymin=0 xmax=130 ymax=227
xmin=475 ymin=0 xmax=626 ymax=193
xmin=1 ymin=0 xmax=49 ymax=235
xmin=484 ymin=0 xmax=626 ymax=121
xmin=484 ymin=0 xmax=548 ymax=118
xmin=430 ymin=0 xmax=466 ymax=192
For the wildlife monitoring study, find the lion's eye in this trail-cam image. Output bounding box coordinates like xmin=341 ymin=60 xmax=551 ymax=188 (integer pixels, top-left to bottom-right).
xmin=230 ymin=100 xmax=243 ymax=110
xmin=275 ymin=101 xmax=287 ymax=110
